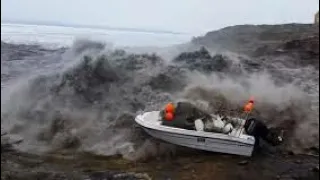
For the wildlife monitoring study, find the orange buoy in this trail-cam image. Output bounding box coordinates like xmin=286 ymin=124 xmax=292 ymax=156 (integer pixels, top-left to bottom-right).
xmin=164 ymin=112 xmax=174 ymax=121
xmin=244 ymin=102 xmax=254 ymax=112
xmin=165 ymin=103 xmax=175 ymax=113
xmin=244 ymin=96 xmax=254 ymax=112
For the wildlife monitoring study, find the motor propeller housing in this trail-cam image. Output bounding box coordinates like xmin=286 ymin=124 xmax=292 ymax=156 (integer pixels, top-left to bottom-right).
xmin=244 ymin=118 xmax=284 ymax=146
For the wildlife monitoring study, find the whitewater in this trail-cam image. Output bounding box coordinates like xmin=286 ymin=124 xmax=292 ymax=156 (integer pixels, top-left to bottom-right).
xmin=1 ymin=23 xmax=319 ymax=161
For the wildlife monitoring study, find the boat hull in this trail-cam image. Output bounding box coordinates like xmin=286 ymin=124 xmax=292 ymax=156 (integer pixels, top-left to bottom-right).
xmin=135 ymin=111 xmax=255 ymax=157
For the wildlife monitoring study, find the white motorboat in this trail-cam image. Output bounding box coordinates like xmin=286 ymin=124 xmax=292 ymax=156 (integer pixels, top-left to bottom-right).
xmin=135 ymin=110 xmax=256 ymax=157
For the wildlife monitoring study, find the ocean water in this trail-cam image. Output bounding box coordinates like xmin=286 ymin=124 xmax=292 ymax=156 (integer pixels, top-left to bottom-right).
xmin=1 ymin=23 xmax=191 ymax=48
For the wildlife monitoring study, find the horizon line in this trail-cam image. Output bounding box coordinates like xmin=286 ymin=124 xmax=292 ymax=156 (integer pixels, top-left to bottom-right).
xmin=1 ymin=19 xmax=189 ymax=35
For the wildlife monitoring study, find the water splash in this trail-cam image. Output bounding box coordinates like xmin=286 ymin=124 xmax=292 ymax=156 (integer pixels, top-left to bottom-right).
xmin=1 ymin=38 xmax=318 ymax=160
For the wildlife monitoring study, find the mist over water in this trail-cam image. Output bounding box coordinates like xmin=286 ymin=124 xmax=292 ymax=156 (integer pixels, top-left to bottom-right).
xmin=1 ymin=29 xmax=319 ymax=160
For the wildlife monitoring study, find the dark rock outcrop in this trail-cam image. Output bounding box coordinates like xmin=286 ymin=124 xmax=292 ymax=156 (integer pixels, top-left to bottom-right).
xmin=192 ymin=24 xmax=319 ymax=54
xmin=173 ymin=47 xmax=232 ymax=73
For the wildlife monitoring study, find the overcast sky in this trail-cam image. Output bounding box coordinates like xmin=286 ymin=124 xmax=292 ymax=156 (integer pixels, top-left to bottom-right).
xmin=1 ymin=0 xmax=319 ymax=34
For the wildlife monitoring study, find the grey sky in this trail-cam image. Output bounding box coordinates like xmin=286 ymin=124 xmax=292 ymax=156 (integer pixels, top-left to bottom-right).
xmin=2 ymin=0 xmax=319 ymax=34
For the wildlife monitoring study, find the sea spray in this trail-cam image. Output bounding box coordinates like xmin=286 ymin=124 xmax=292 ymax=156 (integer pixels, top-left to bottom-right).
xmin=1 ymin=39 xmax=318 ymax=160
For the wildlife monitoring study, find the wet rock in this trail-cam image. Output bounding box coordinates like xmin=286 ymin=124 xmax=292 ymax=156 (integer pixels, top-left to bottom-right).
xmin=1 ymin=170 xmax=81 ymax=180
xmin=288 ymin=151 xmax=296 ymax=156
xmin=306 ymin=146 xmax=319 ymax=155
xmin=276 ymin=175 xmax=295 ymax=180
xmin=194 ymin=159 xmax=204 ymax=163
xmin=173 ymin=47 xmax=232 ymax=73
xmin=113 ymin=113 xmax=135 ymax=128
xmin=192 ymin=24 xmax=319 ymax=56
xmin=238 ymin=160 xmax=249 ymax=165
xmin=114 ymin=52 xmax=164 ymax=71
xmin=147 ymin=65 xmax=187 ymax=92
xmin=51 ymin=132 xmax=81 ymax=149
xmin=2 ymin=170 xmax=152 ymax=180
xmin=312 ymin=165 xmax=319 ymax=172
xmin=88 ymin=171 xmax=152 ymax=180
xmin=182 ymin=164 xmax=192 ymax=170
xmin=1 ymin=133 xmax=23 ymax=153
xmin=239 ymin=57 xmax=262 ymax=72
xmin=174 ymin=47 xmax=211 ymax=61
xmin=294 ymin=160 xmax=302 ymax=164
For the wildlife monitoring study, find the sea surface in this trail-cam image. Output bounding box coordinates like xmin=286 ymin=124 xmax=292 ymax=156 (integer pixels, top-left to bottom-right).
xmin=1 ymin=23 xmax=191 ymax=48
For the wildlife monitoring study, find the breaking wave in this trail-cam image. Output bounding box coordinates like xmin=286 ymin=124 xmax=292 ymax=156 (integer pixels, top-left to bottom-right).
xmin=1 ymin=38 xmax=318 ymax=160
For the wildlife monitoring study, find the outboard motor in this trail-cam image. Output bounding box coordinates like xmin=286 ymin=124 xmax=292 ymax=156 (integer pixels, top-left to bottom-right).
xmin=244 ymin=118 xmax=284 ymax=146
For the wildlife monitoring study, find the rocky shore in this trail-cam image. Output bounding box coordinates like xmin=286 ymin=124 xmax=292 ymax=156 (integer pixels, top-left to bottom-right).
xmin=1 ymin=23 xmax=319 ymax=180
